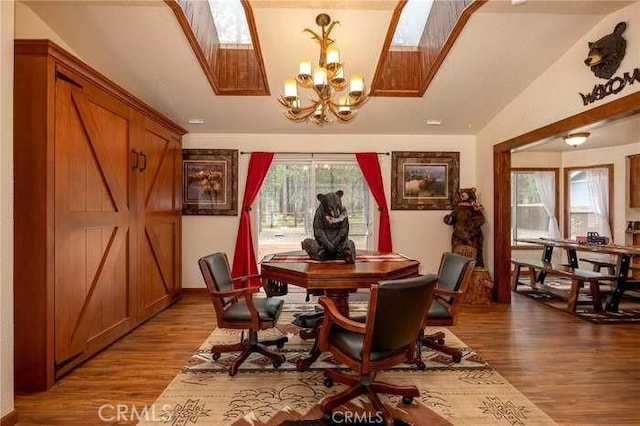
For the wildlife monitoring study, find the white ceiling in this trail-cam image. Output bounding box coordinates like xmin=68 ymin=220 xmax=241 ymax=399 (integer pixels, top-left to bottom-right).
xmin=21 ymin=0 xmax=635 ymax=141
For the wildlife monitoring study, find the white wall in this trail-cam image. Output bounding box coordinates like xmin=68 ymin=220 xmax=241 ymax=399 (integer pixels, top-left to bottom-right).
xmin=15 ymin=0 xmax=78 ymax=56
xmin=1 ymin=0 xmax=14 ymax=419
xmin=182 ymin=133 xmax=477 ymax=287
xmin=477 ymin=2 xmax=640 ymax=271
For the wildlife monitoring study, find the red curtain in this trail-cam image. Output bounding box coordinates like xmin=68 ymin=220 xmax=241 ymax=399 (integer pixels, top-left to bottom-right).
xmin=231 ymin=152 xmax=274 ymax=287
xmin=355 ymin=153 xmax=393 ymax=252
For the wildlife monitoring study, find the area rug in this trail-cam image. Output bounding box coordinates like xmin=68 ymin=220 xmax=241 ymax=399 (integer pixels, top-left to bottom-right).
xmin=516 ymin=278 xmax=640 ymax=324
xmin=139 ymin=304 xmax=556 ymax=425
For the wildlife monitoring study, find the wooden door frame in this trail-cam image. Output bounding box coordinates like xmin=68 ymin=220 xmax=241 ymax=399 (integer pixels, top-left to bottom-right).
xmin=492 ymin=91 xmax=640 ymax=304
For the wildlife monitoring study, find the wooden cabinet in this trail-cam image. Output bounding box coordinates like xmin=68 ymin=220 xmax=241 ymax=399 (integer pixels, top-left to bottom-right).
xmin=630 ymin=155 xmax=640 ymax=208
xmin=14 ymin=40 xmax=185 ymax=391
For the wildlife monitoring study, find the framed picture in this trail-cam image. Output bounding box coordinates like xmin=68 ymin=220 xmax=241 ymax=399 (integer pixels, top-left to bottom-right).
xmin=182 ymin=149 xmax=238 ymax=215
xmin=391 ymin=151 xmax=460 ymax=210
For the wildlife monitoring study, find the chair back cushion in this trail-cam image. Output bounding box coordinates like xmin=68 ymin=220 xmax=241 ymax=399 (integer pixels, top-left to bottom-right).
xmin=371 ymin=274 xmax=437 ymax=353
xmin=198 ymin=253 xmax=235 ymax=307
xmin=437 ymin=252 xmax=475 ymax=303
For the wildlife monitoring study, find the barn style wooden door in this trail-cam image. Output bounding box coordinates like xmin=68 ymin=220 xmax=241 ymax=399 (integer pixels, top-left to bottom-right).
xmin=53 ymin=72 xmax=134 ymax=367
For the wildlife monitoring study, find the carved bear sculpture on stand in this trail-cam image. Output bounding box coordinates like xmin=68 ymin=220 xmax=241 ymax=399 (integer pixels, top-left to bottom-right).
xmin=302 ymin=190 xmax=356 ymax=263
xmin=444 ymin=188 xmax=485 ymax=268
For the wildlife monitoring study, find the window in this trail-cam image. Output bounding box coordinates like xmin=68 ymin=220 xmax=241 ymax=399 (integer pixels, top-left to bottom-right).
xmin=391 ymin=0 xmax=434 ymax=47
xmin=208 ymin=0 xmax=252 ymax=46
xmin=511 ymin=169 xmax=559 ymax=246
xmin=564 ymin=165 xmax=613 ymax=240
xmin=257 ymin=159 xmax=372 ymax=260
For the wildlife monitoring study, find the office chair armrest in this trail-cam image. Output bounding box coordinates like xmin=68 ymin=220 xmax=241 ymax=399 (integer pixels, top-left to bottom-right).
xmin=232 ymin=274 xmax=263 ymax=286
xmin=211 ymin=286 xmax=260 ymax=299
xmin=434 ymin=288 xmax=463 ymax=298
xmin=318 ymin=297 xmax=366 ymax=333
xmin=317 ymin=296 xmax=366 ymax=353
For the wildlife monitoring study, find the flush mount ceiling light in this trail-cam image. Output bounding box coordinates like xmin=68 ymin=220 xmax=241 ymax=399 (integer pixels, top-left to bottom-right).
xmin=278 ymin=13 xmax=368 ymax=125
xmin=563 ymin=132 xmax=590 ymax=147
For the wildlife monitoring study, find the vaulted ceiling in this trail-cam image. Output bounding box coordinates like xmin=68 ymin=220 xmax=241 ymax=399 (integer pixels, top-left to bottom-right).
xmin=19 ymin=0 xmax=635 ymax=140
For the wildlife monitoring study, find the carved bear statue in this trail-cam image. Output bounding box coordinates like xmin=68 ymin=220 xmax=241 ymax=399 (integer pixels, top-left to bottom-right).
xmin=302 ymin=190 xmax=356 ymax=263
xmin=443 ymin=188 xmax=485 ymax=268
xmin=584 ymin=22 xmax=627 ymax=79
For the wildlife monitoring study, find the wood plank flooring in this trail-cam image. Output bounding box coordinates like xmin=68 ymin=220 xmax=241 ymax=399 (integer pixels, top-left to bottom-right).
xmin=13 ymin=290 xmax=640 ymax=425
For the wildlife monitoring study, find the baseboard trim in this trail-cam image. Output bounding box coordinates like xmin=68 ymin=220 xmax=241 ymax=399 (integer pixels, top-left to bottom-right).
xmin=181 ymin=288 xmax=207 ymax=295
xmin=1 ymin=409 xmax=18 ymax=426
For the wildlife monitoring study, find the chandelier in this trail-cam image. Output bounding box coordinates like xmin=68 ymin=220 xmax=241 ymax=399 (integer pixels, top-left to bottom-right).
xmin=278 ymin=13 xmax=368 ymax=125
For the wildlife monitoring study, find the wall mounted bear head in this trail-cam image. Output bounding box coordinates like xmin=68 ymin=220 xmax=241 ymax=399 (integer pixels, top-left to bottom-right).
xmin=584 ymin=22 xmax=627 ymax=80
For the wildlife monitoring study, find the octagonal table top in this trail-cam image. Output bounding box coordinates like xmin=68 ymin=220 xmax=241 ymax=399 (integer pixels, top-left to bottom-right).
xmin=260 ymin=250 xmax=420 ymax=291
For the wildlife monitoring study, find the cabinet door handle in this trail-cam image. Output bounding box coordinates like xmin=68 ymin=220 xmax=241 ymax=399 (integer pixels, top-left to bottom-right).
xmin=131 ymin=150 xmax=139 ymax=170
xmin=139 ymin=152 xmax=147 ymax=173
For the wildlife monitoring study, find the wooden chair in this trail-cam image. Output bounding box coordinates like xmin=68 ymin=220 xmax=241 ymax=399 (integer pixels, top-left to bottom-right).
xmin=416 ymin=252 xmax=475 ymax=368
xmin=318 ymin=275 xmax=437 ymax=425
xmin=198 ymin=252 xmax=288 ymax=376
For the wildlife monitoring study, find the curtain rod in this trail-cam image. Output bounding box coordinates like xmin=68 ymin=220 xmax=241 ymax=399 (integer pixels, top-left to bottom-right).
xmin=240 ymin=151 xmax=390 ymax=155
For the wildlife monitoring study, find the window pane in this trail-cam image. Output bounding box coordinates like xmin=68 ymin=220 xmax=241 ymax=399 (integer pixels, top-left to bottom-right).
xmin=391 ymin=0 xmax=434 ymax=47
xmin=511 ymin=171 xmax=554 ymax=245
xmin=258 ymin=161 xmax=371 ymax=259
xmin=258 ymin=164 xmax=310 ymax=257
xmin=567 ymin=167 xmax=610 ymax=239
xmin=208 ymin=0 xmax=252 ymax=46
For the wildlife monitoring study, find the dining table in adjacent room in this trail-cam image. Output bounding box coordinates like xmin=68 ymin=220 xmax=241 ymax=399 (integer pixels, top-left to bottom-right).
xmin=516 ymin=237 xmax=640 ymax=312
xmin=260 ymin=250 xmax=420 ymax=371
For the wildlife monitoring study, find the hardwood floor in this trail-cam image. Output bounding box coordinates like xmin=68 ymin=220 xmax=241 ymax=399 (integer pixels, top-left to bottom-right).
xmin=13 ymin=291 xmax=640 ymax=425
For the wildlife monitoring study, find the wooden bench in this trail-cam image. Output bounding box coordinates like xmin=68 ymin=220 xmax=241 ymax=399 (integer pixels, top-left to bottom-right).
xmin=579 ymin=257 xmax=616 ymax=274
xmin=511 ymin=258 xmax=616 ymax=312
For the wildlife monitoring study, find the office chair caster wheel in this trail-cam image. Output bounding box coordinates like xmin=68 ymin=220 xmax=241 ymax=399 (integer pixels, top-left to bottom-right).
xmin=402 ymin=396 xmax=414 ymax=405
xmin=212 ymin=352 xmax=221 ymax=360
xmin=324 ymin=377 xmax=334 ymax=388
xmin=273 ymin=360 xmax=282 ymax=369
xmin=416 ymin=360 xmax=425 ymax=370
xmin=452 ymin=354 xmax=462 ymax=363
xmin=277 ymin=342 xmax=285 ymax=349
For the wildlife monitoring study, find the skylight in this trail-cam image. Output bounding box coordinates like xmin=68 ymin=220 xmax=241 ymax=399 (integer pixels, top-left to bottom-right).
xmin=391 ymin=0 xmax=434 ymax=47
xmin=208 ymin=0 xmax=252 ymax=46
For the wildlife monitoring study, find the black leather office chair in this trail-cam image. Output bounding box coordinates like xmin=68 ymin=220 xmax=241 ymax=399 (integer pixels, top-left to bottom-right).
xmin=416 ymin=252 xmax=475 ymax=368
xmin=198 ymin=252 xmax=288 ymax=376
xmin=318 ymin=275 xmax=437 ymax=425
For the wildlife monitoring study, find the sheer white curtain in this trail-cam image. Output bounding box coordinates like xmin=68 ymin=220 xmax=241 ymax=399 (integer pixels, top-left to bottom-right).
xmin=586 ymin=168 xmax=612 ymax=238
xmin=534 ymin=172 xmax=560 ymax=238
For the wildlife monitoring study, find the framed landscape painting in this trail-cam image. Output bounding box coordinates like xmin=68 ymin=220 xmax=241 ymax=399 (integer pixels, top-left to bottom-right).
xmin=182 ymin=149 xmax=238 ymax=215
xmin=391 ymin=151 xmax=460 ymax=210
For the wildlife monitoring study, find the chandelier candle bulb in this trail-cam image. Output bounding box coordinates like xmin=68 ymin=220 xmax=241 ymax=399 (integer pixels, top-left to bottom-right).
xmin=314 ymin=67 xmax=328 ymax=87
xmin=326 ymin=46 xmax=340 ymax=68
xmin=350 ymin=74 xmax=364 ymax=97
xmin=284 ymin=79 xmax=298 ymax=101
xmin=337 ymin=96 xmax=350 ymax=116
xmin=299 ymin=60 xmax=312 ymax=77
